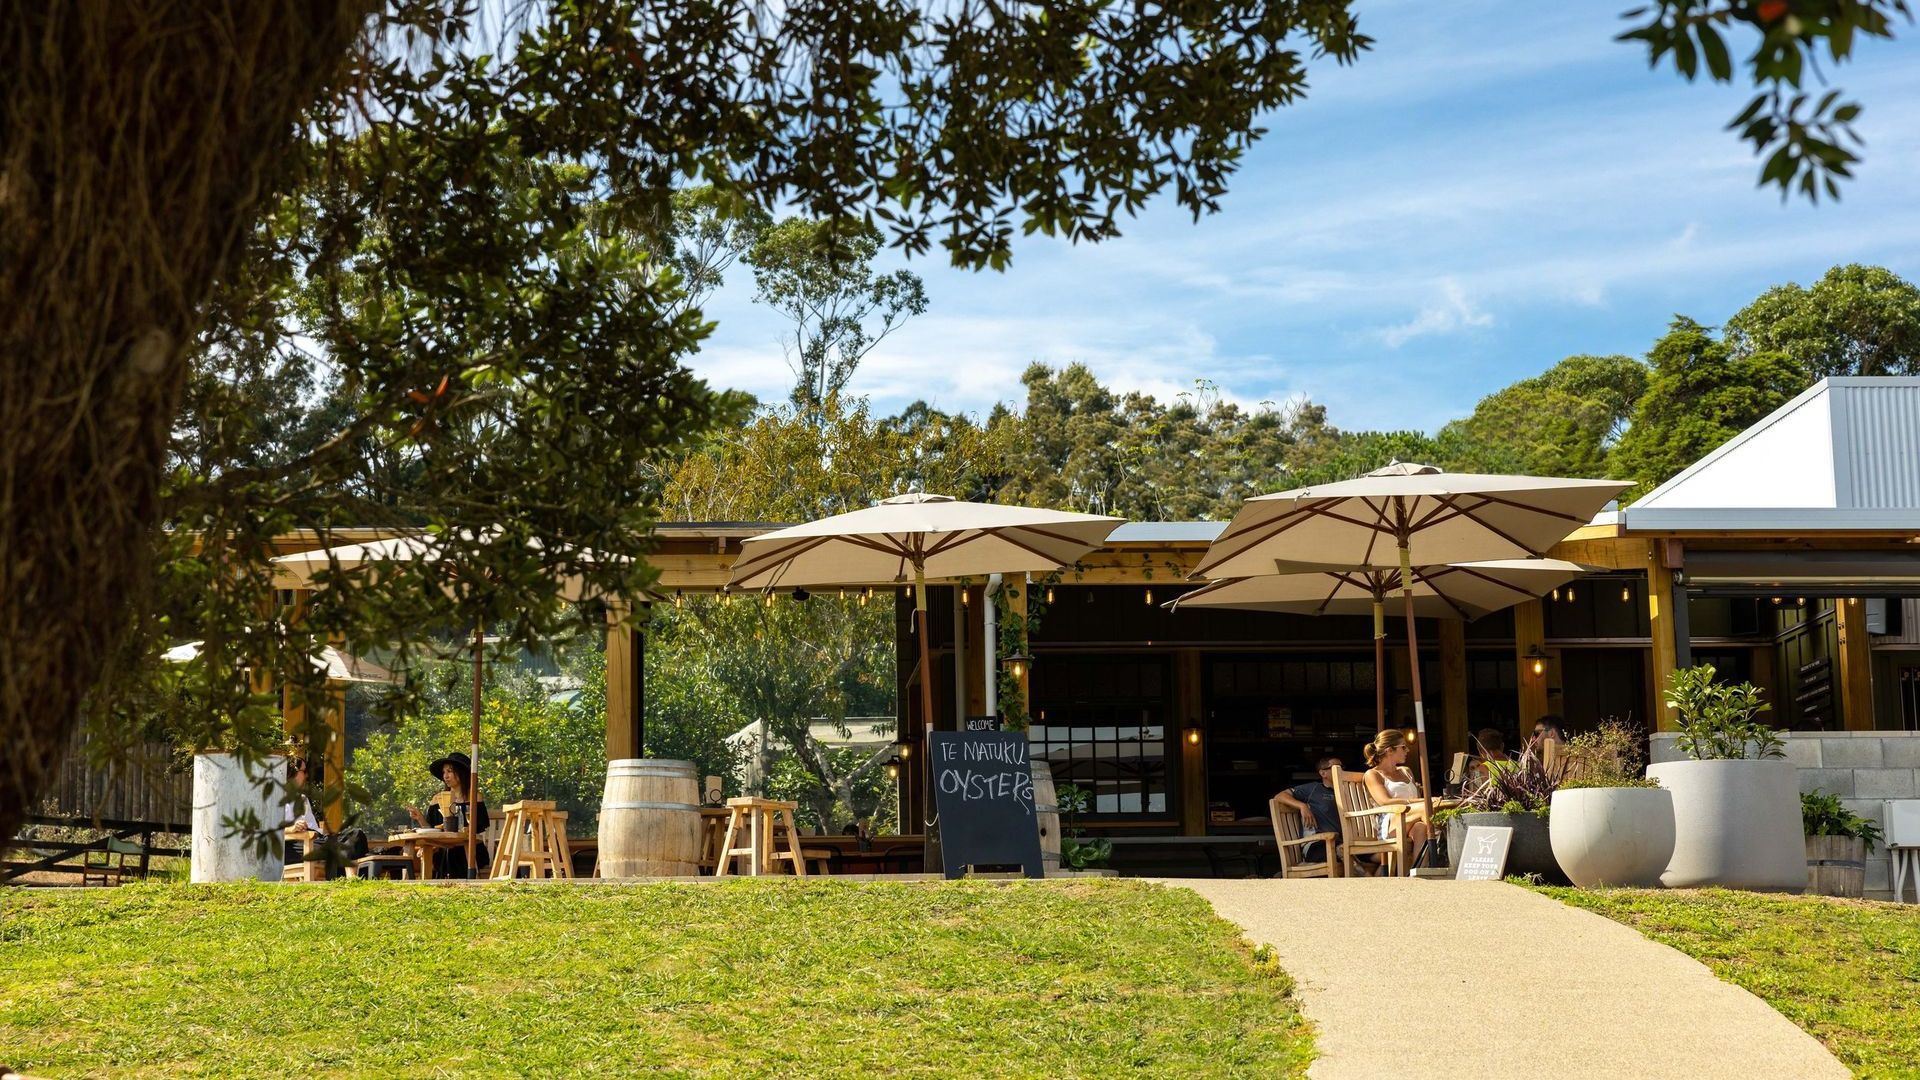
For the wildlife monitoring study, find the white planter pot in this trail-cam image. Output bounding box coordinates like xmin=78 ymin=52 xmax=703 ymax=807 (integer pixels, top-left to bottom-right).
xmin=191 ymin=753 xmax=283 ymax=883
xmin=1548 ymin=787 xmax=1675 ymax=888
xmin=1644 ymin=758 xmax=1806 ymax=891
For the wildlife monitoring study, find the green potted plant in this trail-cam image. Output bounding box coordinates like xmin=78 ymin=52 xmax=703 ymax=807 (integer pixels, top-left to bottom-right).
xmin=1801 ymin=790 xmax=1883 ymax=898
xmin=1645 ymin=665 xmax=1806 ymax=891
xmin=1053 ymin=782 xmax=1114 ymax=875
xmin=1548 ymin=719 xmax=1673 ymax=887
xmin=1444 ymin=743 xmax=1569 ymax=883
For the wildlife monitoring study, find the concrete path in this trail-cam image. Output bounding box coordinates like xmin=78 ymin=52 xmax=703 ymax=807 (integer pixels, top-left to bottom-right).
xmin=1170 ymin=878 xmax=1846 ymax=1080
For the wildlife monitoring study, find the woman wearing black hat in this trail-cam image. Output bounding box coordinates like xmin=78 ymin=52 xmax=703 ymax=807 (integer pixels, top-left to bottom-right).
xmin=407 ymin=752 xmax=490 ymax=878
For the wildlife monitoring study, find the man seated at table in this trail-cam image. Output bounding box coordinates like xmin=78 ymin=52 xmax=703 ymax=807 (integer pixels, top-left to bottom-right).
xmin=407 ymin=751 xmax=490 ymax=878
xmin=1274 ymin=756 xmax=1343 ymax=864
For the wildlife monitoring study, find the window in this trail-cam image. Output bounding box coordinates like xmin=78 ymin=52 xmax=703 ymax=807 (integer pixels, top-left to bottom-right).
xmin=1029 ymin=657 xmax=1173 ymax=818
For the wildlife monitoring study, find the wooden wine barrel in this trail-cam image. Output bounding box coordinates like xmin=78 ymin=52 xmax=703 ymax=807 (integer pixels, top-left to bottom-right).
xmin=1033 ymin=760 xmax=1061 ymax=875
xmin=598 ymin=759 xmax=701 ymax=877
xmin=1805 ymin=835 xmax=1866 ymax=897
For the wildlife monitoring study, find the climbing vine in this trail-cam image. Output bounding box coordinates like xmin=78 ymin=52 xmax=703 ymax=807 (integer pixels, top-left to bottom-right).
xmin=991 ymin=571 xmax=1058 ymax=731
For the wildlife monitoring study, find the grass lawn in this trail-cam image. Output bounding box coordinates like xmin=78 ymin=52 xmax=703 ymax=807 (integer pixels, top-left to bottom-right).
xmin=1540 ymin=886 xmax=1920 ymax=1079
xmin=0 ymin=879 xmax=1310 ymax=1078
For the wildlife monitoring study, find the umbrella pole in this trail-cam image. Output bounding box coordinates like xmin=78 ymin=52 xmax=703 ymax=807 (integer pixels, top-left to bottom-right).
xmin=914 ymin=566 xmax=936 ymax=853
xmin=1398 ymin=543 xmax=1435 ymax=872
xmin=469 ymin=621 xmax=482 ymax=878
xmin=1372 ymin=594 xmax=1387 ymax=733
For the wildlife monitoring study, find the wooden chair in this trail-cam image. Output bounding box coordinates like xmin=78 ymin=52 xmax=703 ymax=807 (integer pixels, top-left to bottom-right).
xmin=81 ymin=836 xmax=145 ymax=887
xmin=1268 ymin=797 xmax=1338 ymax=879
xmin=1329 ymin=765 xmax=1410 ymax=878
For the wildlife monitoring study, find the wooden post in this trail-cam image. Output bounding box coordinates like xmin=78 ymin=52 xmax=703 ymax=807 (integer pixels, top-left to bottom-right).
xmin=1836 ymin=597 xmax=1877 ymax=731
xmin=1177 ymin=650 xmax=1206 ymax=836
xmin=962 ymin=585 xmax=987 ymax=719
xmin=1439 ymin=619 xmax=1469 ymax=762
xmin=1513 ymin=599 xmax=1549 ymax=728
xmin=604 ymin=600 xmax=644 ymax=761
xmin=1646 ymin=565 xmax=1680 ymax=731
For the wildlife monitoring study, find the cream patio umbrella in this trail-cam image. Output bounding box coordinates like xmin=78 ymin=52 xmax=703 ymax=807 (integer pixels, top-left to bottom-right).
xmin=1192 ymin=464 xmax=1630 ymax=850
xmin=1168 ymin=559 xmax=1592 ymax=731
xmin=163 ymin=640 xmax=401 ymax=685
xmin=727 ymin=493 xmax=1124 ymax=772
xmin=272 ymin=532 xmax=627 ymax=875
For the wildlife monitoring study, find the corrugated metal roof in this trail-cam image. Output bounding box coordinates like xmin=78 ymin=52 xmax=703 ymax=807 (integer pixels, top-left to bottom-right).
xmin=1624 ymin=377 xmax=1920 ymax=532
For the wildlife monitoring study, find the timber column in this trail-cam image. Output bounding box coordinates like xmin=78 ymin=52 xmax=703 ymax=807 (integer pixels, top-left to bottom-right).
xmin=1835 ymin=597 xmax=1877 ymax=730
xmin=1513 ymin=599 xmax=1549 ymax=728
xmin=605 ymin=599 xmax=645 ymax=760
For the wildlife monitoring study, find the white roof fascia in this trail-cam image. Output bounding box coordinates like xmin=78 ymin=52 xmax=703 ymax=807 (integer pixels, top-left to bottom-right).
xmin=1620 ymin=507 xmax=1920 ymax=532
xmin=1633 ymin=379 xmax=1836 ymax=511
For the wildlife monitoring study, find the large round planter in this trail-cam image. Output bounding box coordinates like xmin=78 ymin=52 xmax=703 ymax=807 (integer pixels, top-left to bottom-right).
xmin=1805 ymin=835 xmax=1867 ymax=898
xmin=1644 ymin=758 xmax=1806 ymax=891
xmin=1446 ymin=811 xmax=1566 ymax=884
xmin=1548 ymin=787 xmax=1675 ymax=888
xmin=191 ymin=752 xmax=284 ymax=883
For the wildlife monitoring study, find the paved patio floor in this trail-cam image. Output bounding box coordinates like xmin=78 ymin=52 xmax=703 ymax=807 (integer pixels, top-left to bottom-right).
xmin=1169 ymin=878 xmax=1846 ymax=1080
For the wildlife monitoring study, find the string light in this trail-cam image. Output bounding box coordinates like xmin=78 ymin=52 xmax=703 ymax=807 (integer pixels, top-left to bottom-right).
xmin=674 ymin=590 xmax=684 ymax=609
xmin=1046 ymin=586 xmax=1055 ymax=603
xmin=762 ymin=592 xmax=774 ymax=608
xmin=1621 ymin=585 xmax=1631 ymax=603
xmin=1551 ymin=588 xmax=1560 ymax=602
xmin=1144 ymin=586 xmax=1154 ymax=606
xmin=1565 ymin=586 xmax=1575 ymax=602
xmin=722 ymin=590 xmax=733 ymax=606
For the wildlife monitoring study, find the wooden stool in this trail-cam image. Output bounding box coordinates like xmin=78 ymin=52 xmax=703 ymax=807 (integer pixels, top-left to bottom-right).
xmin=489 ymin=800 xmax=576 ymax=880
xmin=698 ymin=807 xmax=731 ymax=874
xmin=713 ymin=797 xmax=808 ymax=877
xmin=281 ymin=860 xmax=327 ymax=883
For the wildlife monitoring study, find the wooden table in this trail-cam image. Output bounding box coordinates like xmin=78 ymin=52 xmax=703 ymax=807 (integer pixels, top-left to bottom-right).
xmin=381 ymin=830 xmax=469 ymax=879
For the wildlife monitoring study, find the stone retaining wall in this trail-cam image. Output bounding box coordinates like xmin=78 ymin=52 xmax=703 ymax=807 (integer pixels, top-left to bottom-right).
xmin=1651 ymin=731 xmax=1919 ymax=899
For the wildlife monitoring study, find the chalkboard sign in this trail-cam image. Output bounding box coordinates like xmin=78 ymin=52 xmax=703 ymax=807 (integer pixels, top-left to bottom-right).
xmin=1455 ymin=825 xmax=1513 ymax=881
xmin=929 ymin=731 xmax=1045 ymax=879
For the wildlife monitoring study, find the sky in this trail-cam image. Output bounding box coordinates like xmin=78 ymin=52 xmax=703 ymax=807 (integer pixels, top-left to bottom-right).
xmin=687 ymin=2 xmax=1920 ymax=435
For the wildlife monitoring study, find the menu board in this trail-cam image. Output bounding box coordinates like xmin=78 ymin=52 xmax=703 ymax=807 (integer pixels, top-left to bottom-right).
xmin=929 ymin=731 xmax=1045 ymax=880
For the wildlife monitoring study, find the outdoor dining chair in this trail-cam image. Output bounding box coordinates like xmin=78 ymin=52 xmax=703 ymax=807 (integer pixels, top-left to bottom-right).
xmin=1267 ymin=797 xmax=1338 ymax=879
xmin=1328 ymin=766 xmax=1410 ymax=878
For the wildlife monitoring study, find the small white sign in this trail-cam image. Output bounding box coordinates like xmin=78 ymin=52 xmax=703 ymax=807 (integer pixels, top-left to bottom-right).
xmin=1455 ymin=825 xmax=1514 ymax=881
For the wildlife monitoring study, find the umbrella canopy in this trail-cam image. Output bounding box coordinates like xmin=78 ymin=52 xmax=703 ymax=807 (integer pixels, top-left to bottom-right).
xmin=270 ymin=533 xmax=620 ymax=603
xmin=1193 ymin=463 xmax=1630 ymax=873
xmin=1169 ymin=559 xmax=1592 ymax=620
xmin=727 ymin=493 xmax=1124 ymax=591
xmin=1193 ymin=463 xmax=1630 ymax=578
xmin=163 ymin=640 xmax=400 ymax=685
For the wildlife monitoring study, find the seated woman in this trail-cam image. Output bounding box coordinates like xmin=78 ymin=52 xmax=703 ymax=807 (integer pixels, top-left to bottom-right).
xmin=408 ymin=752 xmax=490 ymax=878
xmin=283 ymin=757 xmax=325 ymax=865
xmin=1362 ymin=728 xmax=1431 ymax=867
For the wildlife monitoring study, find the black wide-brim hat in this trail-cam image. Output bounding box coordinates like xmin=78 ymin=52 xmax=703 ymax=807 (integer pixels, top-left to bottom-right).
xmin=427 ymin=751 xmax=472 ymax=783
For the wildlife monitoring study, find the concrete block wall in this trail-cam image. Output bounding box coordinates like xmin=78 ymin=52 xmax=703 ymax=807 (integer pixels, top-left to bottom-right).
xmin=1651 ymin=731 xmax=1920 ymax=900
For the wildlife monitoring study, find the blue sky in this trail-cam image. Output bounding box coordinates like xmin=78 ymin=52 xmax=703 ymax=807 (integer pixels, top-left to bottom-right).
xmin=688 ymin=2 xmax=1920 ymax=434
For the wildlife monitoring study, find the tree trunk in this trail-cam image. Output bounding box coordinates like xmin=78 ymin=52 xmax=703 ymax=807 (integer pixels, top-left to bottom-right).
xmin=0 ymin=3 xmax=374 ymax=839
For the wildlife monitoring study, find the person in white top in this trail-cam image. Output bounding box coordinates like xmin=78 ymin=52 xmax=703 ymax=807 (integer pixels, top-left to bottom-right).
xmin=282 ymin=758 xmax=326 ymax=863
xmin=1362 ymin=728 xmax=1431 ymax=856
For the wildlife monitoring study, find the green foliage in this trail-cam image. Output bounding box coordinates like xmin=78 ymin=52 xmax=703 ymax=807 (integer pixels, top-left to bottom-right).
xmin=1611 ymin=317 xmax=1804 ymax=498
xmin=347 ymin=659 xmax=607 ymax=835
xmin=747 ymin=217 xmax=928 ymax=414
xmin=1455 ymin=744 xmax=1568 ymax=817
xmin=0 ymin=881 xmax=1314 ymax=1078
xmin=1725 ymin=263 xmax=1920 ymax=380
xmin=1054 ymin=782 xmax=1114 ymax=870
xmin=1541 ymin=886 xmax=1920 ymax=1077
xmin=1436 ymin=355 xmax=1648 ymax=477
xmin=1665 ymin=664 xmax=1784 ymax=760
xmin=1618 ymin=1 xmax=1909 ymax=201
xmin=1560 ymin=718 xmax=1661 ymax=789
xmin=1800 ymin=790 xmax=1884 ymax=849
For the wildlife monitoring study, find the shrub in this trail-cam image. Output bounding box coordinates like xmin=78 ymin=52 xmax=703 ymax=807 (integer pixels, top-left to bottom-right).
xmin=1560 ymin=718 xmax=1661 ymax=790
xmin=1802 ymin=790 xmax=1884 ymax=850
xmin=1454 ymin=743 xmax=1568 ymax=818
xmin=1665 ymin=665 xmax=1783 ymax=760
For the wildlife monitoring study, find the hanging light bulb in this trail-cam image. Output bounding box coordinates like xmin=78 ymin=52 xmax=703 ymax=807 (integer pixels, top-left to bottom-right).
xmin=1551 ymin=588 xmax=1560 ymax=602
xmin=1565 ymin=586 xmax=1575 ymax=602
xmin=961 ymin=587 xmax=970 ymax=607
xmin=1621 ymin=585 xmax=1631 ymax=603
xmin=762 ymin=592 xmax=774 ymax=608
xmin=1144 ymin=586 xmax=1154 ymax=606
xmin=674 ymin=590 xmax=684 ymax=609
xmin=1046 ymin=585 xmax=1055 ymax=603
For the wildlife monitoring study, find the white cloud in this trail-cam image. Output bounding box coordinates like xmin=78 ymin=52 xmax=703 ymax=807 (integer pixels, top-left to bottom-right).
xmin=1374 ymin=279 xmax=1495 ymax=348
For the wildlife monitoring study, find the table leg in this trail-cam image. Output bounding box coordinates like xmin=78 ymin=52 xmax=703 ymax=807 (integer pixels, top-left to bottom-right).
xmin=749 ymin=809 xmax=764 ymax=877
xmin=715 ymin=809 xmax=740 ymax=878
